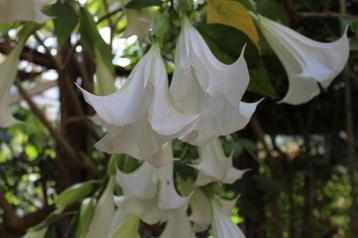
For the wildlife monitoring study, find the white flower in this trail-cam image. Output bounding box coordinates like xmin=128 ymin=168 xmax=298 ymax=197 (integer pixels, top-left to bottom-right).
xmin=0 ymin=42 xmax=24 ymax=128
xmin=116 ymin=161 xmax=158 ymax=199
xmin=188 ymin=189 xmax=211 ymax=232
xmin=0 ymin=0 xmax=55 ymax=24
xmin=159 ymin=206 xmax=196 ymax=238
xmin=95 ymin=119 xmax=172 ymax=166
xmin=116 ymin=161 xmax=189 ymax=210
xmin=193 ymin=138 xmax=248 ymax=186
xmin=86 ymin=177 xmax=116 ymax=238
xmin=189 ymin=189 xmax=239 ymax=233
xmin=123 ymin=9 xmax=154 ymax=39
xmin=210 ymin=197 xmax=246 ymax=238
xmin=170 ymin=17 xmax=260 ymax=145
xmin=255 ymin=14 xmax=349 ymax=105
xmin=79 ymin=44 xmax=198 ymax=165
xmin=114 ymin=145 xmax=191 ymax=224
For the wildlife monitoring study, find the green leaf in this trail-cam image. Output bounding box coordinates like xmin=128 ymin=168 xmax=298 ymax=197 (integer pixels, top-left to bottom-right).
xmin=235 ymin=0 xmax=257 ymax=11
xmin=207 ymin=0 xmax=260 ymax=49
xmin=78 ymin=7 xmax=114 ymax=72
xmin=18 ymin=22 xmax=42 ymax=42
xmin=248 ymin=59 xmax=277 ymax=97
xmin=55 ymin=181 xmax=94 ymax=209
xmin=23 ymin=227 xmax=48 ymax=238
xmin=77 ymin=198 xmax=97 ymax=237
xmin=197 ymin=23 xmax=259 ymax=65
xmin=255 ymin=0 xmax=288 ymax=25
xmin=126 ymin=0 xmax=163 ymax=9
xmin=48 ymin=1 xmax=78 ymax=46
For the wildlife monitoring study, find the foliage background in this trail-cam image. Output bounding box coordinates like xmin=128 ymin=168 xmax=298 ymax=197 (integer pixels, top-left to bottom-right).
xmin=0 ymin=0 xmax=358 ymax=237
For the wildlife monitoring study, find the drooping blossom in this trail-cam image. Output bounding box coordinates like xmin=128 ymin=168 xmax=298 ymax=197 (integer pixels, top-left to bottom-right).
xmin=170 ymin=17 xmax=260 ymax=145
xmin=254 ymin=14 xmax=349 ymax=104
xmin=79 ymin=44 xmax=198 ymax=166
xmin=193 ymin=138 xmax=248 ymax=186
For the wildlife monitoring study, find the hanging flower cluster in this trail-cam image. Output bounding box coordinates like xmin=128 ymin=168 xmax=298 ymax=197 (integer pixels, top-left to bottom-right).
xmin=78 ymin=5 xmax=349 ymax=236
xmin=0 ymin=0 xmax=350 ymax=237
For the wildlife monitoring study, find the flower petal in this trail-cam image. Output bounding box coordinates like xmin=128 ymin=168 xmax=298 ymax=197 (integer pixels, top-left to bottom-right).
xmin=158 ymin=162 xmax=189 ymax=210
xmin=189 ymin=189 xmax=212 ymax=232
xmin=116 ymin=162 xmax=157 ymax=199
xmin=159 ymin=206 xmax=196 ymax=238
xmin=210 ymin=198 xmax=246 ymax=238
xmin=95 ymin=118 xmax=171 ymax=166
xmin=148 ymin=44 xmax=200 ymax=136
xmin=114 ymin=195 xmax=167 ymax=225
xmin=123 ymin=9 xmax=154 ymax=39
xmin=193 ymin=138 xmax=247 ymax=186
xmin=181 ymin=18 xmax=249 ymax=107
xmin=78 ymin=46 xmax=156 ymax=127
xmin=109 ymin=208 xmax=127 ymax=237
xmin=171 ymin=19 xmax=259 ymax=145
xmin=86 ymin=177 xmax=116 ymax=238
xmin=257 ymin=15 xmax=349 ymax=105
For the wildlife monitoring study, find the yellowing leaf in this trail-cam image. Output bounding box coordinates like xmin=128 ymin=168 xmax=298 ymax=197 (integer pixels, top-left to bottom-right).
xmin=207 ymin=0 xmax=260 ymax=49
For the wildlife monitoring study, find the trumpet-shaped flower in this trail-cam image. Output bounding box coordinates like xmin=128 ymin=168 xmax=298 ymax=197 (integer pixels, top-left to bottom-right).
xmin=170 ymin=17 xmax=260 ymax=145
xmin=86 ymin=177 xmax=116 ymax=238
xmin=116 ymin=161 xmax=158 ymax=199
xmin=123 ymin=9 xmax=154 ymax=39
xmin=115 ymin=145 xmax=191 ymax=224
xmin=79 ymin=44 xmax=198 ymax=165
xmin=0 ymin=42 xmax=24 ymax=128
xmin=0 ymin=0 xmax=55 ymax=24
xmin=189 ymin=189 xmax=239 ymax=233
xmin=188 ymin=189 xmax=212 ymax=232
xmin=159 ymin=206 xmax=196 ymax=238
xmin=210 ymin=198 xmax=245 ymax=238
xmin=116 ymin=161 xmax=189 ymax=210
xmin=114 ymin=195 xmax=167 ymax=225
xmin=193 ymin=138 xmax=247 ymax=186
xmin=255 ymin=14 xmax=349 ymax=105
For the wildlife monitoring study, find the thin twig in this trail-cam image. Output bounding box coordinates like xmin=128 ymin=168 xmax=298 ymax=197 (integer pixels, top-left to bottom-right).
xmin=298 ymin=11 xmax=358 ymax=20
xmin=15 ymin=80 xmax=101 ymax=178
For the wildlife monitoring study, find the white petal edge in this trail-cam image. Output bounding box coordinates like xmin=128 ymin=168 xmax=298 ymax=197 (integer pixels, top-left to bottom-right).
xmin=257 ymin=14 xmax=349 ymax=105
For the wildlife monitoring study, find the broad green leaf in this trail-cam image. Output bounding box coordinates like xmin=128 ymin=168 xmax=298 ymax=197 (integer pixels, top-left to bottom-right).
xmin=77 ymin=198 xmax=97 ymax=238
xmin=255 ymin=0 xmax=288 ymax=25
xmin=48 ymin=1 xmax=78 ymax=46
xmin=248 ymin=59 xmax=277 ymax=97
xmin=78 ymin=7 xmax=114 ymax=72
xmin=55 ymin=181 xmax=93 ymax=209
xmin=207 ymin=0 xmax=260 ymax=49
xmin=18 ymin=22 xmax=42 ymax=41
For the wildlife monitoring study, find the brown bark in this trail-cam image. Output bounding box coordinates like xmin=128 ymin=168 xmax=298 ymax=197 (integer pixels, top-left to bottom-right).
xmin=57 ymin=41 xmax=93 ymax=188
